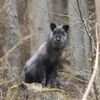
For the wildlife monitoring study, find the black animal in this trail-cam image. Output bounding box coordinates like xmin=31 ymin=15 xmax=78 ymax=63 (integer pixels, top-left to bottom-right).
xmin=22 ymin=23 xmax=69 ymax=88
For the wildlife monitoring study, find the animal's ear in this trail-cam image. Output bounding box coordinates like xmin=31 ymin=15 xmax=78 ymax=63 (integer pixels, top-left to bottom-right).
xmin=50 ymin=23 xmax=56 ymax=31
xmin=63 ymin=25 xmax=69 ymax=32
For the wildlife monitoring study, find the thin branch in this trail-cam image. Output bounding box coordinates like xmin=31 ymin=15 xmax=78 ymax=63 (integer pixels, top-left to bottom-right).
xmin=76 ymin=0 xmax=98 ymax=99
xmin=68 ymin=0 xmax=80 ymax=17
xmin=0 ymin=34 xmax=33 ymax=63
xmin=82 ymin=23 xmax=99 ymax=100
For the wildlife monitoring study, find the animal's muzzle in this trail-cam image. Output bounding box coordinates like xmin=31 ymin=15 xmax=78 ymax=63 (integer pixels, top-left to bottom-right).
xmin=56 ymin=37 xmax=61 ymax=42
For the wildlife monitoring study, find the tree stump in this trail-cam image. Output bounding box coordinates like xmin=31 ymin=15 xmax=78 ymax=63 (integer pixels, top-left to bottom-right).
xmin=5 ymin=82 xmax=70 ymax=100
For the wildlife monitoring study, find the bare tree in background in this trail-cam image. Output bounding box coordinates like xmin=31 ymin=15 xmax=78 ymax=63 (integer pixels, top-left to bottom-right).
xmin=50 ymin=0 xmax=63 ymax=23
xmin=68 ymin=0 xmax=90 ymax=72
xmin=5 ymin=0 xmax=22 ymax=79
xmin=27 ymin=0 xmax=50 ymax=56
xmin=47 ymin=0 xmax=67 ymax=23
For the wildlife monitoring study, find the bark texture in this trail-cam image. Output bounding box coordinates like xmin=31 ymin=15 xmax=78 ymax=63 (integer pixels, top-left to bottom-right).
xmin=5 ymin=0 xmax=22 ymax=78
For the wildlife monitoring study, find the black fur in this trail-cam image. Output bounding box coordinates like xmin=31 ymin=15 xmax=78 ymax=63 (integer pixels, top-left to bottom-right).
xmin=22 ymin=23 xmax=69 ymax=88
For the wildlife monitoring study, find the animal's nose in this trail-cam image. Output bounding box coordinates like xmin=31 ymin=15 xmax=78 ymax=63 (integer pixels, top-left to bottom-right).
xmin=56 ymin=38 xmax=60 ymax=41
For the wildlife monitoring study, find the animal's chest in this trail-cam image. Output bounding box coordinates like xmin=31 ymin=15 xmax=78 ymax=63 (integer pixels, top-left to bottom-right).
xmin=44 ymin=56 xmax=59 ymax=74
xmin=44 ymin=54 xmax=60 ymax=67
xmin=50 ymin=54 xmax=59 ymax=62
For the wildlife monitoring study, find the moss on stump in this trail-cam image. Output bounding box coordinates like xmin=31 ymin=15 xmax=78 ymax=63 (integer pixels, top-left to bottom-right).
xmin=5 ymin=82 xmax=70 ymax=100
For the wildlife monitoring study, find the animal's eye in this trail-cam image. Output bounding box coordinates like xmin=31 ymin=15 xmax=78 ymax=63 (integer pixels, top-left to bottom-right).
xmin=53 ymin=31 xmax=57 ymax=35
xmin=62 ymin=32 xmax=65 ymax=36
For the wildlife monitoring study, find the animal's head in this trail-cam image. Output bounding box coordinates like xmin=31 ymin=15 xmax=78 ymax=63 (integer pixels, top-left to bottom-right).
xmin=49 ymin=23 xmax=69 ymax=49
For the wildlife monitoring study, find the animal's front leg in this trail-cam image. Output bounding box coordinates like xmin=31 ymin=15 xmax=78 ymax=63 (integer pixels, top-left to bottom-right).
xmin=50 ymin=67 xmax=57 ymax=88
xmin=41 ymin=77 xmax=46 ymax=87
xmin=51 ymin=77 xmax=55 ymax=88
xmin=37 ymin=65 xmax=46 ymax=87
xmin=45 ymin=75 xmax=49 ymax=87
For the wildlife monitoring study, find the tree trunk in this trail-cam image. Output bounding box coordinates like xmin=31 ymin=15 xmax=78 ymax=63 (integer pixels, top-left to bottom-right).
xmin=47 ymin=0 xmax=66 ymax=24
xmin=5 ymin=0 xmax=22 ymax=79
xmin=68 ymin=0 xmax=90 ymax=72
xmin=27 ymin=0 xmax=50 ymax=56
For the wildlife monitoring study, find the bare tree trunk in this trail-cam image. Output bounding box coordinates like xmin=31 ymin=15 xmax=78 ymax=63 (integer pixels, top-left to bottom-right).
xmin=46 ymin=0 xmax=53 ymax=22
xmin=28 ymin=0 xmax=50 ymax=56
xmin=95 ymin=0 xmax=100 ymax=98
xmin=52 ymin=0 xmax=63 ymax=23
xmin=5 ymin=0 xmax=22 ymax=79
xmin=47 ymin=0 xmax=65 ymax=23
xmin=68 ymin=0 xmax=90 ymax=72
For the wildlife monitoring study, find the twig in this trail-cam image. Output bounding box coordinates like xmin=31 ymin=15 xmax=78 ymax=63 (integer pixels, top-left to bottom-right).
xmin=82 ymin=23 xmax=99 ymax=100
xmin=76 ymin=0 xmax=98 ymax=99
xmin=0 ymin=34 xmax=33 ymax=63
